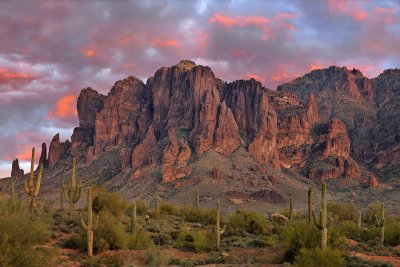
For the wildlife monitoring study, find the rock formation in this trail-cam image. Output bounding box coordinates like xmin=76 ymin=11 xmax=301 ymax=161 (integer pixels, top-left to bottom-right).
xmin=11 ymin=159 xmax=24 ymax=180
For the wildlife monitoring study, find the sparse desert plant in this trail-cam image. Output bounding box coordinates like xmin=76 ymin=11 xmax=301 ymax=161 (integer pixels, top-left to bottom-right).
xmin=92 ymin=211 xmax=127 ymax=252
xmin=289 ymin=195 xmax=293 ymax=221
xmin=375 ymin=203 xmax=385 ymax=245
xmin=80 ymin=186 xmax=99 ymax=257
xmin=92 ymin=186 xmax=129 ymax=219
xmin=64 ymin=158 xmax=82 ymax=220
xmin=160 ymin=201 xmax=181 ymax=216
xmin=195 ymin=189 xmax=199 ymax=209
xmin=294 ymin=247 xmax=345 ymax=267
xmin=327 ymin=202 xmax=357 ymax=222
xmin=127 ymin=231 xmax=155 ymax=249
xmin=308 ymin=187 xmax=313 ymax=225
xmin=130 ymin=201 xmax=137 ymax=234
xmin=0 ymin=201 xmax=52 ymax=266
xmin=312 ymin=181 xmax=328 ymax=250
xmin=176 ymin=227 xmax=213 ymax=252
xmin=384 ymin=217 xmax=400 ymax=246
xmin=227 ymin=209 xmax=268 ymax=235
xmin=60 ymin=180 xmax=65 ymax=210
xmin=145 ymin=248 xmax=166 ymax=267
xmin=23 ymin=147 xmax=43 ymax=211
xmin=215 ymin=201 xmax=225 ymax=250
xmin=180 ymin=205 xmax=216 ymax=225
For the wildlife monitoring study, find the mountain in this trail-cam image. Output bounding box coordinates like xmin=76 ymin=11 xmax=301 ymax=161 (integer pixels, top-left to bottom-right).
xmin=3 ymin=61 xmax=400 ymax=213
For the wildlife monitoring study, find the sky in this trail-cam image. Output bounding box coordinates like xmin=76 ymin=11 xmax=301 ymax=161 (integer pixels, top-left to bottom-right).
xmin=0 ymin=0 xmax=399 ymax=178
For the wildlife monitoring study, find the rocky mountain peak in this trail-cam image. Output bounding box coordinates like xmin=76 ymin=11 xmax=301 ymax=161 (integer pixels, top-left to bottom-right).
xmin=175 ymin=59 xmax=197 ymax=71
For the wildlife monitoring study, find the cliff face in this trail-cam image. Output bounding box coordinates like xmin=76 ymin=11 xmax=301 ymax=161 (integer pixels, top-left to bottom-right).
xmin=23 ymin=61 xmax=398 ymax=187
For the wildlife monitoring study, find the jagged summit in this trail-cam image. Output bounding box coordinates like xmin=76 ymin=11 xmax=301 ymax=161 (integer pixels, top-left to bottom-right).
xmin=174 ymin=59 xmax=197 ymax=70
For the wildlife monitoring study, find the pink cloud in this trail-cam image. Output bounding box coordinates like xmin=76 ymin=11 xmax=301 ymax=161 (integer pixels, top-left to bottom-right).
xmin=151 ymin=39 xmax=179 ymax=47
xmin=327 ymin=0 xmax=369 ymax=21
xmin=244 ymin=73 xmax=265 ymax=83
xmin=209 ymin=12 xmax=271 ymax=39
xmin=48 ymin=94 xmax=77 ymax=120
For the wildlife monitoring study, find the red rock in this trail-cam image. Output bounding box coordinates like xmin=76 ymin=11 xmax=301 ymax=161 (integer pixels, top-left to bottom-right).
xmin=48 ymin=134 xmax=62 ymax=167
xmin=213 ymin=101 xmax=240 ymax=155
xmin=11 ymin=159 xmax=24 ymax=180
xmin=38 ymin=142 xmax=48 ymax=168
xmin=368 ymin=175 xmax=379 ymax=187
xmin=323 ymin=118 xmax=350 ymax=159
xmin=213 ymin=168 xmax=222 ymax=179
xmin=131 ymin=126 xmax=156 ymax=169
xmin=122 ymin=148 xmax=133 ymax=169
xmin=251 ymin=179 xmax=258 ymax=187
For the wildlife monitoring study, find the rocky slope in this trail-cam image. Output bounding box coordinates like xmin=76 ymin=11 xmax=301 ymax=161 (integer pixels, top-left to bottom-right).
xmin=4 ymin=61 xmax=400 ymax=213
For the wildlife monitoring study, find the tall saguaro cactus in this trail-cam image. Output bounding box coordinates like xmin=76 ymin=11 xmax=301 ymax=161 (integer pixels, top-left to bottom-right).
xmin=313 ymin=181 xmax=328 ymax=250
xmin=195 ymin=189 xmax=200 ymax=209
xmin=357 ymin=211 xmax=362 ymax=237
xmin=308 ymin=187 xmax=313 ymax=225
xmin=60 ymin=180 xmax=65 ymax=210
xmin=216 ymin=201 xmax=226 ymax=250
xmin=80 ymin=187 xmax=99 ymax=257
xmin=64 ymin=158 xmax=82 ymax=220
xmin=24 ymin=148 xmax=43 ymax=211
xmin=375 ymin=203 xmax=385 ymax=245
xmin=155 ymin=196 xmax=160 ymax=213
xmin=289 ymin=195 xmax=293 ymax=221
xmin=131 ymin=201 xmax=137 ymax=234
xmin=10 ymin=175 xmax=15 ymax=201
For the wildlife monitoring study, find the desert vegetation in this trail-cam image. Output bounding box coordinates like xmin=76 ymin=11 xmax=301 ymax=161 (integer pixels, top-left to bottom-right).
xmin=1 ymin=152 xmax=400 ymax=266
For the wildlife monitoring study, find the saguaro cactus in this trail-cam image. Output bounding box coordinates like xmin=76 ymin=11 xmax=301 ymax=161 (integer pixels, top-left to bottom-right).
xmin=289 ymin=195 xmax=293 ymax=221
xmin=313 ymin=181 xmax=328 ymax=250
xmin=60 ymin=180 xmax=65 ymax=210
xmin=80 ymin=186 xmax=99 ymax=257
xmin=375 ymin=203 xmax=385 ymax=245
xmin=216 ymin=201 xmax=226 ymax=250
xmin=195 ymin=189 xmax=200 ymax=209
xmin=24 ymin=148 xmax=43 ymax=211
xmin=131 ymin=201 xmax=137 ymax=234
xmin=155 ymin=196 xmax=160 ymax=213
xmin=64 ymin=158 xmax=82 ymax=220
xmin=308 ymin=187 xmax=313 ymax=225
xmin=358 ymin=211 xmax=362 ymax=237
xmin=10 ymin=175 xmax=15 ymax=201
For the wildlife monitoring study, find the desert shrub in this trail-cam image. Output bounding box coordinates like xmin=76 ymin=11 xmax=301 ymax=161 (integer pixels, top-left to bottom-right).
xmin=0 ymin=198 xmax=26 ymax=216
xmin=365 ymin=203 xmax=383 ymax=225
xmin=180 ymin=206 xmax=216 ymax=225
xmin=176 ymin=227 xmax=213 ymax=252
xmin=345 ymin=255 xmax=393 ymax=267
xmin=151 ymin=232 xmax=173 ymax=246
xmin=160 ymin=202 xmax=181 ymax=216
xmin=92 ymin=187 xmax=129 ymax=219
xmin=327 ymin=202 xmax=357 ymax=222
xmin=294 ymin=247 xmax=345 ymax=267
xmin=61 ymin=233 xmax=83 ymax=249
xmin=333 ymin=220 xmax=360 ymax=240
xmin=92 ymin=212 xmax=127 ymax=252
xmin=99 ymin=253 xmax=124 ymax=267
xmin=0 ymin=208 xmax=53 ymax=267
xmin=168 ymin=258 xmax=181 ymax=265
xmin=384 ymin=217 xmax=400 ymax=246
xmin=127 ymin=231 xmax=155 ymax=249
xmin=227 ymin=210 xmax=268 ymax=235
xmin=279 ymin=221 xmax=320 ymax=261
xmin=135 ymin=199 xmax=149 ymax=215
xmin=145 ymin=248 xmax=166 ymax=267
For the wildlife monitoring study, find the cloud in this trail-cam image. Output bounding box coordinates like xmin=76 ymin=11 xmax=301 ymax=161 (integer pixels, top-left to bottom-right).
xmin=0 ymin=0 xmax=399 ymax=177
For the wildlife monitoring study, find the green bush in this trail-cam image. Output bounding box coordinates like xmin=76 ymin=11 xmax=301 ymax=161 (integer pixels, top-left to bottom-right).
xmin=92 ymin=187 xmax=129 ymax=219
xmin=227 ymin=210 xmax=268 ymax=235
xmin=384 ymin=217 xmax=400 ymax=246
xmin=345 ymin=256 xmax=393 ymax=267
xmin=135 ymin=199 xmax=149 ymax=216
xmin=99 ymin=253 xmax=124 ymax=267
xmin=94 ymin=211 xmax=127 ymax=251
xmin=145 ymin=248 xmax=166 ymax=267
xmin=176 ymin=227 xmax=213 ymax=252
xmin=327 ymin=202 xmax=357 ymax=222
xmin=160 ymin=202 xmax=181 ymax=216
xmin=365 ymin=203 xmax=383 ymax=224
xmin=0 ymin=207 xmax=53 ymax=267
xmin=294 ymin=247 xmax=345 ymax=267
xmin=127 ymin=231 xmax=155 ymax=249
xmin=180 ymin=206 xmax=216 ymax=225
xmin=333 ymin=220 xmax=360 ymax=240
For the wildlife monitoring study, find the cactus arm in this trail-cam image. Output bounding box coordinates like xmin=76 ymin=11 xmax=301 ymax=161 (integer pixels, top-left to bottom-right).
xmin=24 ymin=180 xmax=31 ymax=195
xmin=33 ymin=163 xmax=43 ymax=196
xmin=72 ymin=185 xmax=82 ymax=203
xmin=220 ymin=225 xmax=226 ymax=234
xmin=64 ymin=189 xmax=71 ymax=202
xmin=80 ymin=213 xmax=88 ymax=230
xmin=29 ymin=147 xmax=35 ymax=188
xmin=312 ymin=211 xmax=322 ymax=230
xmin=308 ymin=187 xmax=313 ymax=225
xmin=71 ymin=158 xmax=76 ymax=189
xmin=289 ymin=195 xmax=293 ymax=221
